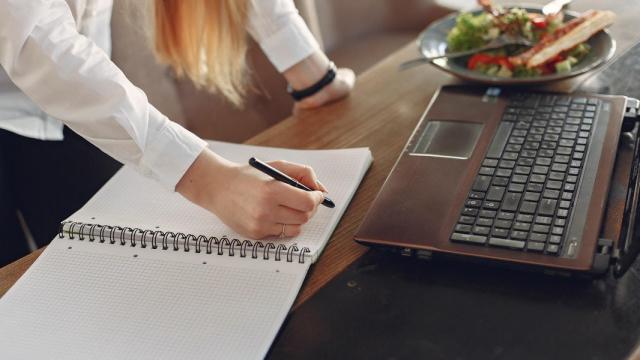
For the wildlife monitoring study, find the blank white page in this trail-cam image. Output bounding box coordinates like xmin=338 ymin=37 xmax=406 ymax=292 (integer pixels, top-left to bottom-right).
xmin=0 ymin=237 xmax=308 ymax=360
xmin=67 ymin=141 xmax=372 ymax=261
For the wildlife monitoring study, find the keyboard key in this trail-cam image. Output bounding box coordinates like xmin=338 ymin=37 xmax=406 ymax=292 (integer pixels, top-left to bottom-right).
xmin=546 ymin=181 xmax=562 ymax=190
xmin=527 ymin=183 xmax=543 ymax=192
xmin=530 ymin=174 xmax=546 ymax=183
xmin=536 ymin=157 xmax=551 ymax=166
xmin=483 ymin=159 xmax=498 ymax=167
xmin=499 ymin=160 xmax=516 ymax=168
xmin=557 ymin=209 xmax=569 ymax=218
xmin=486 ymin=186 xmax=506 ymax=202
xmin=495 ymin=219 xmax=512 ymax=228
xmin=535 ymin=216 xmax=552 ymax=225
xmin=466 ymin=199 xmax=481 ymax=207
xmin=508 ymin=183 xmax=525 ymax=192
xmin=520 ymin=201 xmax=537 ymax=214
xmin=473 ymin=226 xmax=491 ymax=235
xmin=492 ymin=228 xmax=509 ymax=238
xmin=512 ymin=175 xmax=528 ymax=183
xmin=472 ymin=176 xmax=491 ymax=192
xmin=479 ymin=210 xmax=497 ymax=218
xmin=479 ymin=167 xmax=495 ymax=176
xmin=538 ymin=199 xmax=557 ymax=215
xmin=483 ymin=201 xmax=500 ymax=210
xmin=546 ymin=244 xmax=560 ymax=254
xmin=496 ymin=169 xmax=512 ymax=177
xmin=549 ymin=172 xmax=565 ymax=181
xmin=498 ymin=212 xmax=515 ymax=220
xmin=486 ymin=122 xmax=514 ymax=158
xmin=462 ymin=207 xmax=478 ymax=216
xmin=529 ymin=233 xmax=547 ymax=243
xmin=514 ymin=166 xmax=531 ymax=175
xmin=493 ymin=177 xmax=509 ymax=186
xmin=455 ymin=224 xmax=472 ymax=233
xmin=469 ymin=191 xmax=485 ymax=199
xmin=518 ymin=158 xmax=534 ymax=166
xmin=532 ymin=224 xmax=550 ymax=233
xmin=543 ymin=189 xmax=560 ymax=199
xmin=451 ymin=233 xmax=487 ymax=245
xmin=549 ymin=235 xmax=562 ymax=244
xmin=516 ymin=214 xmax=533 ymax=222
xmin=532 ymin=166 xmax=548 ymax=174
xmin=513 ymin=222 xmax=531 ymax=231
xmin=552 ymin=227 xmax=564 ymax=236
xmin=476 ymin=218 xmax=493 ymax=227
xmin=509 ymin=231 xmax=529 ymax=240
xmin=502 ymin=192 xmax=521 ymax=212
xmin=524 ymin=192 xmax=540 ymax=202
xmin=459 ymin=216 xmax=475 ymax=224
xmin=489 ymin=238 xmax=525 ymax=249
xmin=527 ymin=242 xmax=545 ymax=252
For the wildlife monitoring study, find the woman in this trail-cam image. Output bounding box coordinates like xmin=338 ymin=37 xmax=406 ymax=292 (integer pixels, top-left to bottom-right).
xmin=0 ymin=0 xmax=355 ymax=265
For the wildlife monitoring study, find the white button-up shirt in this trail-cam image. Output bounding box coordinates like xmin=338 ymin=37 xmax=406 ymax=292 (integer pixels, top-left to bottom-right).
xmin=0 ymin=0 xmax=320 ymax=189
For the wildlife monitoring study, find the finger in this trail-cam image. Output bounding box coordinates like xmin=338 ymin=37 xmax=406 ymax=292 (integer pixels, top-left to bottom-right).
xmin=269 ymin=181 xmax=323 ymax=212
xmin=267 ymin=223 xmax=302 ymax=238
xmin=273 ymin=205 xmax=315 ymax=225
xmin=337 ymin=68 xmax=356 ymax=90
xmin=268 ymin=160 xmax=324 ymax=191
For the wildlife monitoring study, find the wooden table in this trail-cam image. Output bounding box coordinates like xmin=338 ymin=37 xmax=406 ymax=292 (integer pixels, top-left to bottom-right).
xmin=2 ymin=0 xmax=639 ymax=317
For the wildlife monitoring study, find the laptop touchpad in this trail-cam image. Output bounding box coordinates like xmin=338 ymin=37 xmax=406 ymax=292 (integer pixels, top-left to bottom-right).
xmin=410 ymin=121 xmax=483 ymax=159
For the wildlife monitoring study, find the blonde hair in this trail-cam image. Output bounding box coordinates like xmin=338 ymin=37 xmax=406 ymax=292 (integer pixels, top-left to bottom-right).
xmin=152 ymin=0 xmax=250 ymax=106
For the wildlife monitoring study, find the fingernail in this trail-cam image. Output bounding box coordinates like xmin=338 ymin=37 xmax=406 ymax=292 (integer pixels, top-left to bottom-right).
xmin=316 ymin=180 xmax=328 ymax=192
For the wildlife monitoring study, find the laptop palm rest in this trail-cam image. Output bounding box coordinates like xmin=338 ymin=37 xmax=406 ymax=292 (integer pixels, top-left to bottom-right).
xmin=409 ymin=121 xmax=483 ymax=159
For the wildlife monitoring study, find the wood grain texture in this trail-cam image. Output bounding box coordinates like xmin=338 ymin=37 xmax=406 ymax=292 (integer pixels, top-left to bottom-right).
xmin=1 ymin=0 xmax=639 ymax=309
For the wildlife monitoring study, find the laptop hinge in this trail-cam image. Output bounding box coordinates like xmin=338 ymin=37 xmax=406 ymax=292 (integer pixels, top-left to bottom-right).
xmin=612 ymin=103 xmax=640 ymax=277
xmin=592 ymin=238 xmax=614 ymax=274
xmin=622 ymin=97 xmax=640 ymax=131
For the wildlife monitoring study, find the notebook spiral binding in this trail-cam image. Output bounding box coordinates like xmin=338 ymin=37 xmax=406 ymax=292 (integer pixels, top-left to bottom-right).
xmin=58 ymin=221 xmax=311 ymax=264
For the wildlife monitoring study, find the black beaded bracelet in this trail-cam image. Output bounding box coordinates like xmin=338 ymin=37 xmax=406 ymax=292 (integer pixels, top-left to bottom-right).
xmin=287 ymin=61 xmax=337 ymax=101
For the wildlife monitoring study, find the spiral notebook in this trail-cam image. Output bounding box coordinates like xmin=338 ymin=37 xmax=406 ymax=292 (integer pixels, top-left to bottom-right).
xmin=0 ymin=141 xmax=372 ymax=360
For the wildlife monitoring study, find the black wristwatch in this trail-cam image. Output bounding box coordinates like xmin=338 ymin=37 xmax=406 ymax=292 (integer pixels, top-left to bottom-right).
xmin=287 ymin=62 xmax=337 ymax=101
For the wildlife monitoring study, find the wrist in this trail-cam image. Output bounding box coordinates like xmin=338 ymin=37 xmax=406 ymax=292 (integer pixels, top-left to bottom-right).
xmin=284 ymin=51 xmax=331 ymax=90
xmin=176 ymin=149 xmax=236 ymax=206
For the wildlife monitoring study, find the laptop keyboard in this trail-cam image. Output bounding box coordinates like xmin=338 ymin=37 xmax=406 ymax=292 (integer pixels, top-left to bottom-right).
xmin=450 ymin=93 xmax=600 ymax=255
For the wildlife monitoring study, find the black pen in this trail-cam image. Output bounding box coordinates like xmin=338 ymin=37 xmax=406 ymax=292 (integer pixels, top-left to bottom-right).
xmin=249 ymin=157 xmax=335 ymax=208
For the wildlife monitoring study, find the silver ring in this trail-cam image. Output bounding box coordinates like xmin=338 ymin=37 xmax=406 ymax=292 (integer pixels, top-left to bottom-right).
xmin=280 ymin=224 xmax=286 ymax=238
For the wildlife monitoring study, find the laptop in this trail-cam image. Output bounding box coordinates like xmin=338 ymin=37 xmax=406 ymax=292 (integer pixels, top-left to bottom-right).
xmin=355 ymin=41 xmax=640 ymax=277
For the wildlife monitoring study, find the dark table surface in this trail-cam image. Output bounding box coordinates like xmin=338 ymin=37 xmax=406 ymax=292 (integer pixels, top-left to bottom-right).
xmin=268 ymin=32 xmax=640 ymax=360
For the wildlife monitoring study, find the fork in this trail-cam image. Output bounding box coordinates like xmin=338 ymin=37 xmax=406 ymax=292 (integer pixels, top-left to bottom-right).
xmin=399 ymin=33 xmax=534 ymax=71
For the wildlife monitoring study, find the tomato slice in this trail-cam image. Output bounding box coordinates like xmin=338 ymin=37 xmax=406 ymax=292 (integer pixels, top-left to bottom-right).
xmin=532 ymin=17 xmax=547 ymax=29
xmin=468 ymin=53 xmax=494 ymax=70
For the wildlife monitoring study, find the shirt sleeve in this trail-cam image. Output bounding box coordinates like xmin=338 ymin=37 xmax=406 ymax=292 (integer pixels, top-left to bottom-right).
xmin=247 ymin=0 xmax=321 ymax=72
xmin=0 ymin=0 xmax=207 ymax=190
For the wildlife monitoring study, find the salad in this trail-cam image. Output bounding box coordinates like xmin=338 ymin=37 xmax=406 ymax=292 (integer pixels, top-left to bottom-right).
xmin=445 ymin=4 xmax=605 ymax=78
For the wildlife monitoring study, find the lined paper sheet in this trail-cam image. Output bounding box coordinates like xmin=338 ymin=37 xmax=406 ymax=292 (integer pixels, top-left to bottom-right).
xmin=0 ymin=238 xmax=308 ymax=360
xmin=67 ymin=141 xmax=372 ymax=261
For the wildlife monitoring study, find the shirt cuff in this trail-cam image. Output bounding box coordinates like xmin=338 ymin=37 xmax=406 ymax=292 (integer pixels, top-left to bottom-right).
xmin=138 ymin=108 xmax=208 ymax=191
xmin=257 ymin=13 xmax=321 ymax=72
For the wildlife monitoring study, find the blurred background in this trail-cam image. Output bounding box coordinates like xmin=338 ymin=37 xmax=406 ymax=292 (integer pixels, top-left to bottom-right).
xmin=111 ymin=0 xmax=475 ymax=143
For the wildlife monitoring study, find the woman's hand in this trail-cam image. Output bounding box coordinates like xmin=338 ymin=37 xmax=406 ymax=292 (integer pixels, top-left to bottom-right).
xmin=293 ymin=67 xmax=356 ymax=113
xmin=176 ymin=150 xmax=326 ymax=239
xmin=284 ymin=51 xmax=356 ymax=114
